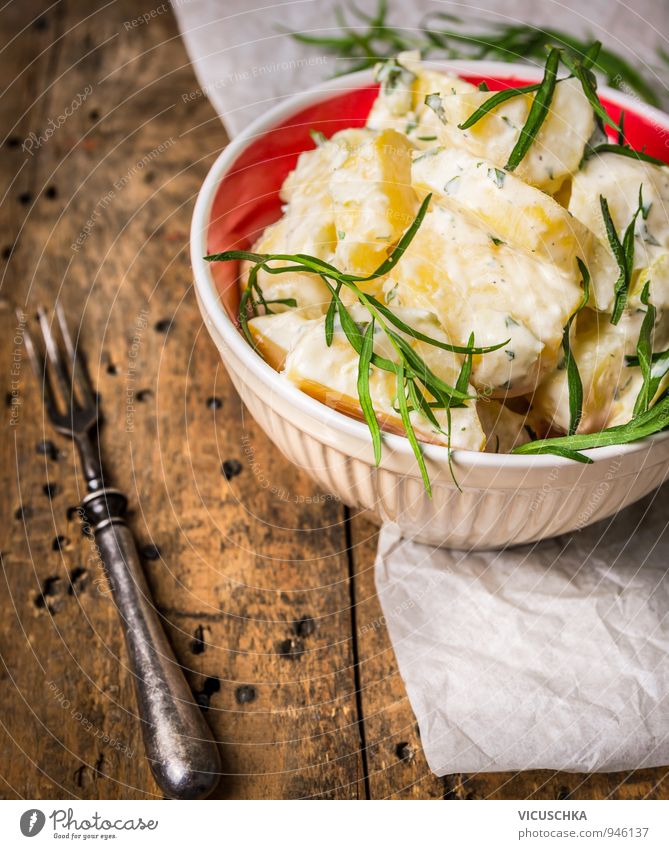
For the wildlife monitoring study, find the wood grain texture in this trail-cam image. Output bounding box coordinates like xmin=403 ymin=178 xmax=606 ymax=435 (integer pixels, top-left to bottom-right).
xmin=1 ymin=0 xmax=667 ymax=800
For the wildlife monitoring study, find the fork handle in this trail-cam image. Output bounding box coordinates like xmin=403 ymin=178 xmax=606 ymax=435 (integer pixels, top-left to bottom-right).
xmin=82 ymin=489 xmax=221 ymax=799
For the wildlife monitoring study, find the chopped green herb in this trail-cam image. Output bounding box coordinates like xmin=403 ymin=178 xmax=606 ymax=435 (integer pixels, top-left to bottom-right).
xmin=376 ymin=55 xmax=416 ymax=94
xmin=425 ymin=93 xmax=447 ymax=123
xmin=385 ymin=282 xmax=399 ymax=303
xmin=309 ymin=129 xmax=327 ymax=147
xmin=489 ymin=167 xmax=506 ymax=188
xmin=444 ymin=176 xmax=460 ymax=194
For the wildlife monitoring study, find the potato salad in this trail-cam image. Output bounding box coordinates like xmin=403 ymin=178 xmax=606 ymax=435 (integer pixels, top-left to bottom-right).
xmin=207 ymin=46 xmax=669 ymax=482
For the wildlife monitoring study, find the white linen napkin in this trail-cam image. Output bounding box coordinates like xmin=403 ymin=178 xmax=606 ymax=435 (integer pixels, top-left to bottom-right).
xmin=175 ymin=0 xmax=669 ymax=773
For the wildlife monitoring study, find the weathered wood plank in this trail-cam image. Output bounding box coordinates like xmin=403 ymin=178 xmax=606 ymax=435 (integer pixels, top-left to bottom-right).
xmin=0 ymin=0 xmax=364 ymax=800
xmin=349 ymin=517 xmax=445 ymax=799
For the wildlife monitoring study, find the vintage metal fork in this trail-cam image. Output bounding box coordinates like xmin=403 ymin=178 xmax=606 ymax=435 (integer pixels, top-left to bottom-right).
xmin=21 ymin=305 xmax=221 ymax=799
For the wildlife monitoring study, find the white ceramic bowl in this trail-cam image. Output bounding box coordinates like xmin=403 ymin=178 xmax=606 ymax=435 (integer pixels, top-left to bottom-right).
xmin=191 ymin=61 xmax=669 ymax=549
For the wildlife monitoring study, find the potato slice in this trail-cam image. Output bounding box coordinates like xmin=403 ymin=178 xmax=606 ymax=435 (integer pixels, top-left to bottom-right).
xmin=247 ymin=129 xmax=373 ymax=314
xmin=328 ymin=129 xmax=418 ymax=278
xmin=248 ymin=310 xmax=320 ymax=371
xmin=366 ymin=51 xmax=475 ymax=144
xmin=412 ymin=146 xmax=597 ymax=278
xmin=569 ymin=152 xmax=669 ymax=312
xmin=247 ymin=212 xmax=335 ymax=315
xmin=531 ymin=308 xmax=656 ymax=433
xmin=476 ymin=399 xmax=532 ymax=453
xmin=385 ymin=201 xmax=583 ymax=396
xmin=251 ymin=304 xmax=485 ymax=451
xmin=281 ymin=128 xmax=372 ymax=208
xmin=418 ymin=78 xmax=595 ymax=193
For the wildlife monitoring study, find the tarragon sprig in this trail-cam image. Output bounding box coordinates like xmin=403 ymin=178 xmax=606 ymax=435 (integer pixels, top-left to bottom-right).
xmin=627 ymin=276 xmax=669 ymax=419
xmin=583 ymin=143 xmax=667 ymax=168
xmin=600 ymin=186 xmax=645 ymax=325
xmin=457 ymin=82 xmax=541 ymax=130
xmin=562 ymin=258 xmax=591 ymax=435
xmin=512 ymin=392 xmax=669 ymax=463
xmin=626 ymin=347 xmax=669 ymax=416
xmin=420 ymin=13 xmax=662 ymax=107
xmin=206 ymin=194 xmax=509 ymax=493
xmin=429 ymin=45 xmax=563 ymax=164
xmin=505 ymin=45 xmax=561 ymax=170
xmin=286 ymin=1 xmax=664 ymax=106
xmin=560 ymin=41 xmax=621 ymax=133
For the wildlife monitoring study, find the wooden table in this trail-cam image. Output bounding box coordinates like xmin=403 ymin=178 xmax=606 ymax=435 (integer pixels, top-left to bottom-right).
xmin=1 ymin=0 xmax=667 ymax=800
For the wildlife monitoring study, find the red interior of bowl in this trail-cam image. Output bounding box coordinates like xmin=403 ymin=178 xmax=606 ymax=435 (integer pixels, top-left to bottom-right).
xmin=206 ymin=75 xmax=669 ymax=322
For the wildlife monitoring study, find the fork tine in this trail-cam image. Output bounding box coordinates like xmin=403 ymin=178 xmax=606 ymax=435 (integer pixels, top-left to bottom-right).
xmin=17 ymin=309 xmax=61 ymax=420
xmin=37 ymin=306 xmax=76 ymax=409
xmin=55 ymin=302 xmax=95 ymax=408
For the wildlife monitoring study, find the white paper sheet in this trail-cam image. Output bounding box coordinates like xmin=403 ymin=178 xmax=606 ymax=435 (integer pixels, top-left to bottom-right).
xmin=173 ymin=0 xmax=669 ymax=773
xmin=376 ymin=492 xmax=669 ymax=773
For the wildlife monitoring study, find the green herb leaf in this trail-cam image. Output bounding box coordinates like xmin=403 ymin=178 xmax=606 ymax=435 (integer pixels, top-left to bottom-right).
xmin=505 ymin=47 xmax=561 ymax=171
xmin=309 ymin=129 xmax=327 ymax=147
xmin=617 ymin=110 xmax=626 ymax=146
xmin=324 ymin=280 xmax=339 ymax=346
xmin=456 ymin=82 xmax=540 ymax=130
xmin=633 ymin=280 xmax=657 ymax=415
xmin=396 ymin=361 xmax=432 ymax=496
xmin=601 ymin=190 xmax=644 ymax=325
xmin=424 ymin=93 xmax=447 ymax=123
xmin=490 ymin=167 xmax=506 ymax=188
xmin=361 ymin=193 xmax=432 ymax=281
xmin=455 ymin=332 xmax=475 ymax=395
xmin=265 ymin=297 xmax=297 ymax=308
xmin=583 ymin=142 xmax=667 ymax=167
xmin=357 ymin=318 xmax=382 ymax=465
xmin=562 ymin=258 xmax=591 ymax=434
xmin=561 ymin=45 xmax=621 ymax=133
xmin=512 ymin=392 xmax=669 ymax=461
